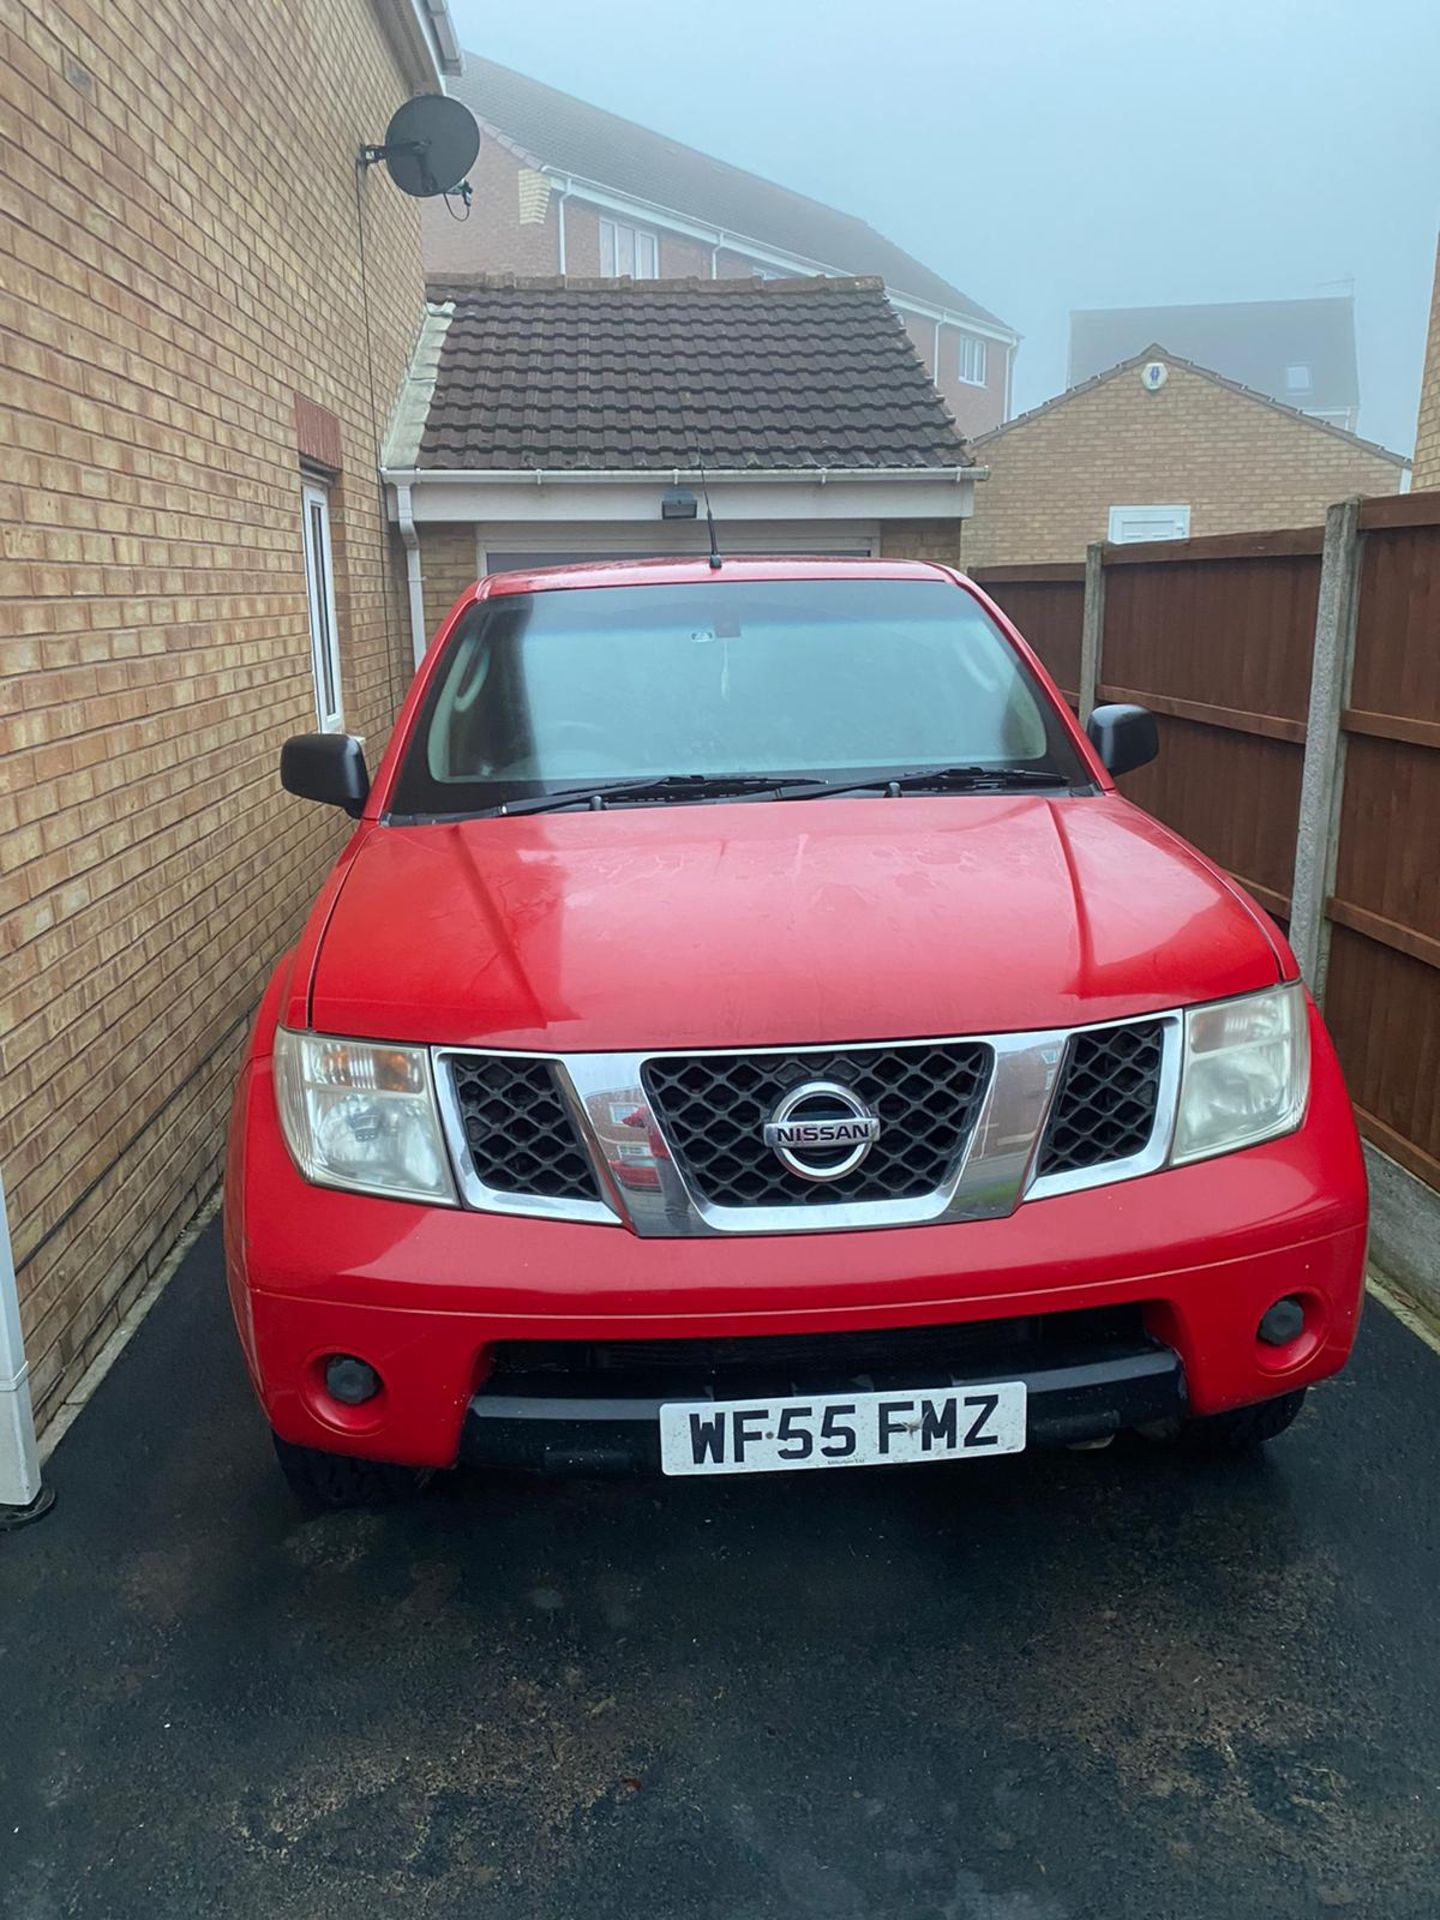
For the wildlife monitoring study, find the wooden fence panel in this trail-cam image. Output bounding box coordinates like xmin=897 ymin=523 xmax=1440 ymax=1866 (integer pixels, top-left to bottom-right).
xmin=979 ymin=495 xmax=1440 ymax=1197
xmin=1117 ymin=725 xmax=1304 ymax=923
xmin=969 ymin=563 xmax=1085 ymax=705
xmin=1327 ymin=496 xmax=1440 ymax=1188
xmin=1096 ymin=533 xmax=1323 ymax=920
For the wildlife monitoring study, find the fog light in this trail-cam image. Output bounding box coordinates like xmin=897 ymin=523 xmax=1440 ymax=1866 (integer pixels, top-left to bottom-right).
xmin=324 ymin=1354 xmax=381 ymax=1405
xmin=1257 ymin=1298 xmax=1306 ymax=1348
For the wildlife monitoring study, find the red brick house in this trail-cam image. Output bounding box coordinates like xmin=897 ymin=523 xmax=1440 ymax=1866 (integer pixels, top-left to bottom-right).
xmin=420 ymin=55 xmax=1016 ymax=437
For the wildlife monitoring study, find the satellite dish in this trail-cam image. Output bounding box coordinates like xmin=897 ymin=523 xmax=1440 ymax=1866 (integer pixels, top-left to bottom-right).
xmin=360 ymin=95 xmax=479 ymax=199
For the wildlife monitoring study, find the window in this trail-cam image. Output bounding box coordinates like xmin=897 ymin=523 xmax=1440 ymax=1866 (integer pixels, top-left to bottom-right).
xmin=301 ymin=480 xmax=342 ymax=731
xmin=390 ymin=578 xmax=1087 ymax=818
xmin=599 ymin=217 xmax=659 ymax=279
xmin=957 ymin=332 xmax=988 ymax=386
xmin=1285 ymin=364 xmax=1312 ymax=393
xmin=1107 ymin=504 xmax=1192 ymax=544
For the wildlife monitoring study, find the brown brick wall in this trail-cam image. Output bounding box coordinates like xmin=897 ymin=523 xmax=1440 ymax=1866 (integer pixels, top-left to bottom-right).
xmin=1414 ymin=236 xmax=1440 ymax=490
xmin=937 ymin=324 xmax=1007 ymax=440
xmin=420 ymin=525 xmax=480 ymax=637
xmin=420 ymin=132 xmax=560 ymax=278
xmin=900 ymin=310 xmax=939 ymax=387
xmin=962 ymin=360 xmax=1406 ymax=566
xmin=1 ymin=0 xmax=427 ymax=1428
xmin=562 ymin=200 xmax=603 ymax=278
xmin=659 ymin=232 xmax=711 ymax=277
xmin=422 ymin=172 xmax=707 ymax=285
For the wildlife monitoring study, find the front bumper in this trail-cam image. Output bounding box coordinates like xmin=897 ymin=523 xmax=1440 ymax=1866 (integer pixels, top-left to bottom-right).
xmin=225 ymin=1002 xmax=1367 ymax=1471
xmin=459 ymin=1331 xmax=1184 ymax=1473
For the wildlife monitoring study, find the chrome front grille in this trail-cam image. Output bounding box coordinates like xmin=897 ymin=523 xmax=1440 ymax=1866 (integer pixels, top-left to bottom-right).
xmin=435 ymin=1013 xmax=1181 ymax=1237
xmin=1037 ymin=1021 xmax=1166 ymax=1177
xmin=642 ymin=1044 xmax=992 ymax=1207
xmin=444 ymin=1054 xmax=601 ymax=1205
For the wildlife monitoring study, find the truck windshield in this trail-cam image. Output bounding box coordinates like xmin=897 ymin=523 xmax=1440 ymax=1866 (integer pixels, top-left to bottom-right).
xmin=389 ymin=578 xmax=1087 ymax=817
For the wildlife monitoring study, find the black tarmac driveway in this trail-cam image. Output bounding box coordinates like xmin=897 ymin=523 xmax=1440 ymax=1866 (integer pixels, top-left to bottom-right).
xmin=2 ymin=1223 xmax=1437 ymax=1920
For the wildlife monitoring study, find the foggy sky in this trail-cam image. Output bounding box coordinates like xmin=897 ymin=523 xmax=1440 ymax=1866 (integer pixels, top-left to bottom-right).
xmin=446 ymin=0 xmax=1439 ymax=457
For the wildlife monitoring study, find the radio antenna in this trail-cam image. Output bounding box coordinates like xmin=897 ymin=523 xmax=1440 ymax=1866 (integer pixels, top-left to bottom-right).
xmin=694 ymin=451 xmax=723 ymax=570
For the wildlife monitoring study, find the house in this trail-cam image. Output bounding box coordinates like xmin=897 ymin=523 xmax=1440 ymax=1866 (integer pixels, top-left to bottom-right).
xmin=382 ymin=274 xmax=980 ymax=659
xmin=961 ymin=345 xmax=1407 ymax=567
xmin=1415 ymin=237 xmax=1440 ymax=489
xmin=1069 ymin=298 xmax=1362 ymax=433
xmin=0 ymin=0 xmax=461 ymax=1491
xmin=419 ymin=53 xmax=1016 ymax=437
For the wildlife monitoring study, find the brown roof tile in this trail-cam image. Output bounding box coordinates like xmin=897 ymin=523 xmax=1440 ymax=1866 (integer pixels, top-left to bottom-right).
xmin=417 ymin=276 xmax=972 ymax=472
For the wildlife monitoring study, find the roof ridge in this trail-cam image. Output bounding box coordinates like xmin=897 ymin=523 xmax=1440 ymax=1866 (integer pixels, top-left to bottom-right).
xmin=424 ymin=272 xmax=889 ymax=295
xmin=974 ymin=342 xmax=1409 ymax=465
xmin=1070 ymin=296 xmax=1356 ymax=318
xmin=461 ymin=52 xmax=919 ymax=240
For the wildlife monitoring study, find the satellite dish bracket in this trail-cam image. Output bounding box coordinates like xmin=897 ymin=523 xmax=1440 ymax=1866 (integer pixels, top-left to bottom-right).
xmin=358 ymin=139 xmax=428 ymax=169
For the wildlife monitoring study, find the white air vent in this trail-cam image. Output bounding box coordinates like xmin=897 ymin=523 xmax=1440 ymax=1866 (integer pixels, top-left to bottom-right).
xmin=1107 ymin=504 xmax=1191 ymax=544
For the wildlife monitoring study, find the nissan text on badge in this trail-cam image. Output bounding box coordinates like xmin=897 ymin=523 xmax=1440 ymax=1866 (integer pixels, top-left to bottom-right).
xmin=224 ymin=558 xmax=1368 ymax=1508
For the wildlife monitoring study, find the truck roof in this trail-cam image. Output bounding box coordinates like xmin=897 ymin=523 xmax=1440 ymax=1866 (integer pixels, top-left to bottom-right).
xmin=474 ymin=555 xmax=958 ymax=599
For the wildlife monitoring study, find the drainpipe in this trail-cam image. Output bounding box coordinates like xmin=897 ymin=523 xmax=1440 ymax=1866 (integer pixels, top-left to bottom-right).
xmin=556 ymin=177 xmax=571 ymax=274
xmin=396 ymin=482 xmax=428 ymax=670
xmin=0 ymin=1171 xmax=51 ymax=1529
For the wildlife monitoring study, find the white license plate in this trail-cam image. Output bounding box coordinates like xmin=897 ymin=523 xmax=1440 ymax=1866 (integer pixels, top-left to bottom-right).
xmin=658 ymin=1382 xmax=1027 ymax=1477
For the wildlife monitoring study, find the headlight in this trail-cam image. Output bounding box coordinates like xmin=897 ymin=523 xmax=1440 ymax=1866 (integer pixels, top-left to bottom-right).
xmin=1171 ymin=983 xmax=1309 ymax=1166
xmin=273 ymin=1029 xmax=457 ymax=1204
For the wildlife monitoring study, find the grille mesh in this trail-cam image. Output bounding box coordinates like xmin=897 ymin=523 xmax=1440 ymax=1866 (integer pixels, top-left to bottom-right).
xmin=447 ymin=1055 xmax=599 ymax=1202
xmin=643 ymin=1043 xmax=991 ymax=1208
xmin=491 ymin=1307 xmax=1147 ymax=1384
xmin=1038 ymin=1021 xmax=1165 ymax=1177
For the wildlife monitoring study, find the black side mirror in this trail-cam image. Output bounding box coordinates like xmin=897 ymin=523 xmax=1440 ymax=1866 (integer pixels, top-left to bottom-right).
xmin=280 ymin=733 xmax=370 ymax=817
xmin=1086 ymin=703 xmax=1158 ymax=778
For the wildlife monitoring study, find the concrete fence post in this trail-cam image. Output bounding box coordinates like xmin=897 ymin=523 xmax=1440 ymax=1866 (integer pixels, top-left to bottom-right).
xmin=1289 ymin=496 xmax=1364 ymax=1000
xmin=1079 ymin=542 xmax=1105 ymax=722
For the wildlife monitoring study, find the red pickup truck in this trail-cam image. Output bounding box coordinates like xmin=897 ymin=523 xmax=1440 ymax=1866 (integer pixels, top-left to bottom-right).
xmin=223 ymin=558 xmax=1367 ymax=1507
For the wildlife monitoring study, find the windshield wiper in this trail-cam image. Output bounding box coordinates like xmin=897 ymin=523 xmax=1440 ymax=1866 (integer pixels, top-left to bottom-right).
xmin=773 ymin=764 xmax=1078 ymax=802
xmin=495 ymin=773 xmax=832 ymax=817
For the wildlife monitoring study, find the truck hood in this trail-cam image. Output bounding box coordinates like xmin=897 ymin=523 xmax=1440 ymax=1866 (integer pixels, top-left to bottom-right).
xmin=306 ymin=795 xmax=1283 ymax=1051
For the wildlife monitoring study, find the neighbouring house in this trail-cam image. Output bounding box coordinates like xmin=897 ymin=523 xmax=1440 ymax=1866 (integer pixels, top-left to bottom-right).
xmin=0 ymin=0 xmax=461 ymax=1479
xmin=381 ymin=274 xmax=981 ymax=657
xmin=418 ymin=53 xmax=1016 ymax=436
xmin=961 ymin=344 xmax=1407 ymax=567
xmin=1414 ymin=236 xmax=1440 ymax=489
xmin=1069 ymin=298 xmax=1363 ymax=434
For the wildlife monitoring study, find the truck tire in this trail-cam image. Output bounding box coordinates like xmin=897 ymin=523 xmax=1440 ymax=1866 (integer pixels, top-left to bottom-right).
xmin=272 ymin=1434 xmax=430 ymax=1510
xmin=1178 ymin=1387 xmax=1308 ymax=1453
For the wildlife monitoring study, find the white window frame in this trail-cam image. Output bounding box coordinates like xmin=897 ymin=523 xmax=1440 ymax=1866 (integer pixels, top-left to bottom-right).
xmin=1107 ymin=503 xmax=1192 ymax=545
xmin=301 ymin=479 xmax=343 ymax=731
xmin=957 ymin=332 xmax=988 ymax=387
xmin=599 ymin=216 xmax=659 ymax=279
